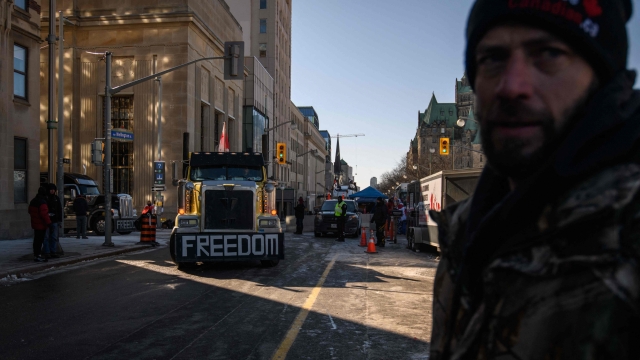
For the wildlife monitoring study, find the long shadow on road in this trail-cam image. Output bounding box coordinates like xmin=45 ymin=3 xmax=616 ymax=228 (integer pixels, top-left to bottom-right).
xmin=0 ymin=236 xmax=434 ymax=360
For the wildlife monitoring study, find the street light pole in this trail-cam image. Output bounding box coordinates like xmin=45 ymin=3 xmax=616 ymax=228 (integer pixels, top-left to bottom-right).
xmin=47 ymin=0 xmax=57 ymax=183
xmin=103 ymin=52 xmax=113 ymax=247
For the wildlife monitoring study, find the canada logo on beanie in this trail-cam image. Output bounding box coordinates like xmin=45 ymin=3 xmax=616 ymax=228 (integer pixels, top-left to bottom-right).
xmin=583 ymin=0 xmax=603 ymax=17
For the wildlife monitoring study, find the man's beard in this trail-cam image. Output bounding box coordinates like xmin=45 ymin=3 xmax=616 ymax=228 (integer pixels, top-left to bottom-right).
xmin=477 ymin=92 xmax=592 ymax=181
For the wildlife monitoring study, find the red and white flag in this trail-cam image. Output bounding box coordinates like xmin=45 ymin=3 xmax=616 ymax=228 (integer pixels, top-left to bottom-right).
xmin=218 ymin=122 xmax=230 ymax=152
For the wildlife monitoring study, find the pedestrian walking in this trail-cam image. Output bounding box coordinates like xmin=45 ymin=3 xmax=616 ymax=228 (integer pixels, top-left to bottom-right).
xmin=370 ymin=197 xmax=387 ymax=247
xmin=28 ymin=186 xmax=51 ymax=262
xmin=430 ymin=1 xmax=640 ymax=359
xmin=43 ymin=183 xmax=62 ymax=259
xmin=294 ymin=197 xmax=305 ymax=234
xmin=334 ymin=196 xmax=347 ymax=242
xmin=72 ymin=194 xmax=89 ymax=239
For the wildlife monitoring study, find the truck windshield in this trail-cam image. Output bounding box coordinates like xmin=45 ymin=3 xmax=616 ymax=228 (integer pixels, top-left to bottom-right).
xmin=321 ymin=201 xmax=356 ymax=213
xmin=191 ymin=166 xmax=263 ymax=182
xmin=79 ymin=185 xmax=100 ymax=195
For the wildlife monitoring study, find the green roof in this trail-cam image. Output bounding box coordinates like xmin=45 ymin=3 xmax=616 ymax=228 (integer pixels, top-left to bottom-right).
xmin=421 ymin=93 xmax=458 ymax=128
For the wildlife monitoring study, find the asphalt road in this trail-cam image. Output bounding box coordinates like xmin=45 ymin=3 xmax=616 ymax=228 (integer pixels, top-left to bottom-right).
xmin=0 ymin=233 xmax=438 ymax=360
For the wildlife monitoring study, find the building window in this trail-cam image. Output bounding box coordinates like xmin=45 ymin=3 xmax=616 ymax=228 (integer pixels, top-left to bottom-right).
xmin=259 ymin=43 xmax=267 ymax=57
xmin=260 ymin=19 xmax=267 ymax=33
xmin=14 ymin=0 xmax=27 ymax=10
xmin=14 ymin=138 xmax=27 ymax=203
xmin=260 ymin=0 xmax=267 ymax=9
xmin=449 ymin=109 xmax=453 ymax=116
xmin=107 ymin=96 xmax=134 ymax=195
xmin=13 ymin=44 xmax=27 ymax=99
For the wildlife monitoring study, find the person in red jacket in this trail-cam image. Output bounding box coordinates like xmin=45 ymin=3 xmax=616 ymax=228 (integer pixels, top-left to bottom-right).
xmin=28 ymin=186 xmax=51 ymax=262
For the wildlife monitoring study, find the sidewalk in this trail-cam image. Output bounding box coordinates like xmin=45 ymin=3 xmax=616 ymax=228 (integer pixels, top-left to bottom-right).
xmin=0 ymin=229 xmax=172 ymax=280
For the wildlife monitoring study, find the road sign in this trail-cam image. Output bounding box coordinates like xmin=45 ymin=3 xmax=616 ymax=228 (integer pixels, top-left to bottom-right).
xmin=152 ymin=185 xmax=166 ymax=192
xmin=111 ymin=129 xmax=134 ymax=141
xmin=153 ymin=161 xmax=166 ymax=185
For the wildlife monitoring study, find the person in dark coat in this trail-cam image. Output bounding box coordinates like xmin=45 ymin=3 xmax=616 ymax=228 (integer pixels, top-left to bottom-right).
xmin=72 ymin=194 xmax=89 ymax=239
xmin=370 ymin=197 xmax=387 ymax=247
xmin=294 ymin=197 xmax=305 ymax=234
xmin=28 ymin=186 xmax=51 ymax=262
xmin=43 ymin=183 xmax=63 ymax=258
xmin=430 ymin=1 xmax=640 ymax=358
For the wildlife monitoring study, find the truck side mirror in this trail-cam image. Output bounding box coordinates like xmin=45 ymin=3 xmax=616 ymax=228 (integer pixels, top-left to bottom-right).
xmin=70 ymin=189 xmax=77 ymax=200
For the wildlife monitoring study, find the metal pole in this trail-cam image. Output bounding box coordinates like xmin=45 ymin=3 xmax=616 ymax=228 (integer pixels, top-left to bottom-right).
xmin=103 ymin=52 xmax=113 ymax=247
xmin=47 ymin=0 xmax=57 ymax=183
xmin=56 ymin=11 xmax=64 ymax=236
xmin=452 ymin=139 xmax=455 ymax=170
xmin=156 ymin=76 xmax=162 ymax=160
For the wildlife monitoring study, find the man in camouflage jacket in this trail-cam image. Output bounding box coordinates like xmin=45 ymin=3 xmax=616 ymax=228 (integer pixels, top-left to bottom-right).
xmin=430 ymin=0 xmax=639 ymax=359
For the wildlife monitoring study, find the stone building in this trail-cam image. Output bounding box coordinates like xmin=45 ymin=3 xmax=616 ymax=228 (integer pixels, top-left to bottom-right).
xmin=228 ymin=0 xmax=292 ymax=183
xmin=40 ymin=0 xmax=244 ymax=220
xmin=407 ymin=74 xmax=484 ymax=176
xmin=0 ymin=0 xmax=42 ymax=239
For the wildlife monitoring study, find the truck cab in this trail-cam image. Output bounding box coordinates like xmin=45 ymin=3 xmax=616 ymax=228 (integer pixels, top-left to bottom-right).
xmin=169 ymin=152 xmax=284 ymax=269
xmin=40 ymin=173 xmax=137 ymax=235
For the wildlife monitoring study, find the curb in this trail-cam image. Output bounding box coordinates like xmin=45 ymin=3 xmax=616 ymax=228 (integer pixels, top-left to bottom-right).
xmin=0 ymin=244 xmax=162 ymax=280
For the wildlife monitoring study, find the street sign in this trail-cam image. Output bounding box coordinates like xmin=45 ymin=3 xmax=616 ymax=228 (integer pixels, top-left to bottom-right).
xmin=111 ymin=129 xmax=134 ymax=141
xmin=152 ymin=185 xmax=166 ymax=192
xmin=153 ymin=161 xmax=166 ymax=185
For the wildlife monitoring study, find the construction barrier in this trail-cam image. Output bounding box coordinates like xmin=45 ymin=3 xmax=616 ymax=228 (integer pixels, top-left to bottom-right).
xmin=139 ymin=214 xmax=157 ymax=245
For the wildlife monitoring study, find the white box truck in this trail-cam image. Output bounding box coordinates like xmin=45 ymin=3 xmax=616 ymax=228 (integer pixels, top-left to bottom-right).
xmin=407 ymin=169 xmax=482 ymax=251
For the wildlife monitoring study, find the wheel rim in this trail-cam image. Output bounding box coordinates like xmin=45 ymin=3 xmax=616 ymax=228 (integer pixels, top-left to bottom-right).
xmin=96 ymin=219 xmax=105 ymax=234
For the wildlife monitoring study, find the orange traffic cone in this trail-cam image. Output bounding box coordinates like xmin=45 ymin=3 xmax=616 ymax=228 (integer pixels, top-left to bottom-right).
xmin=359 ymin=227 xmax=367 ymax=247
xmin=365 ymin=231 xmax=378 ymax=254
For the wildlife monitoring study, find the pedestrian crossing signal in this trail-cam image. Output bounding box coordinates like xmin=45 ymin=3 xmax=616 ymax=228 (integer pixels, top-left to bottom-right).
xmin=440 ymin=138 xmax=450 ymax=155
xmin=277 ymin=143 xmax=287 ymax=164
xmin=91 ymin=139 xmax=104 ymax=165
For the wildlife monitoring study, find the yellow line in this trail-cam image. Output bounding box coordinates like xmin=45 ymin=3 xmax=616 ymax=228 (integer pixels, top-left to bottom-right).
xmin=271 ymin=254 xmax=338 ymax=360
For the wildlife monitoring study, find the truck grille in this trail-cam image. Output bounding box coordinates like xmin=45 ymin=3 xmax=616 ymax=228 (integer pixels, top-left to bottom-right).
xmin=204 ymin=190 xmax=254 ymax=230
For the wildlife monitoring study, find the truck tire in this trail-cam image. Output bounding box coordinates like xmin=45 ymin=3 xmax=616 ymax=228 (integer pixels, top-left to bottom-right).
xmin=261 ymin=259 xmax=279 ymax=267
xmin=314 ymin=232 xmax=322 ymax=237
xmin=117 ymin=231 xmax=132 ymax=235
xmin=91 ymin=216 xmax=106 ymax=236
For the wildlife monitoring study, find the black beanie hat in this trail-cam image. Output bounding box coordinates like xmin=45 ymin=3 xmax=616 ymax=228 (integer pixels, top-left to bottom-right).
xmin=465 ymin=0 xmax=633 ymax=89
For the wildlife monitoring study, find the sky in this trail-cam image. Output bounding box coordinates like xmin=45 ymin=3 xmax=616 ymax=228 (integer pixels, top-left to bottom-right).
xmin=290 ymin=0 xmax=640 ymax=187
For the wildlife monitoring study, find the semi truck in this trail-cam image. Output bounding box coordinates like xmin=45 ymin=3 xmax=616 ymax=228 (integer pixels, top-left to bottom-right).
xmin=407 ymin=169 xmax=482 ymax=251
xmin=169 ymin=152 xmax=284 ymax=269
xmin=40 ymin=172 xmax=137 ymax=235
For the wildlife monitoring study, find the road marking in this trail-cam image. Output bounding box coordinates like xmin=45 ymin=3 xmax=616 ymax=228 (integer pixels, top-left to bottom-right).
xmin=271 ymin=254 xmax=338 ymax=360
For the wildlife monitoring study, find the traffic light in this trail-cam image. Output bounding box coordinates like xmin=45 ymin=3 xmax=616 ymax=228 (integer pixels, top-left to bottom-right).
xmin=224 ymin=41 xmax=244 ymax=80
xmin=440 ymin=137 xmax=450 ymax=155
xmin=91 ymin=139 xmax=104 ymax=165
xmin=277 ymin=142 xmax=287 ymax=164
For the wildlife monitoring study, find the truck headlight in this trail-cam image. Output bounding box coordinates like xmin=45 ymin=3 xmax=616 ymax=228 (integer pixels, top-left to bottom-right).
xmin=315 ymin=214 xmax=322 ymax=221
xmin=349 ymin=215 xmax=358 ymax=221
xmin=178 ymin=218 xmax=199 ymax=228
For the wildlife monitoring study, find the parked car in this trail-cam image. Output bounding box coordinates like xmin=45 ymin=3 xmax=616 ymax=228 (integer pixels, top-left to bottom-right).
xmin=314 ymin=199 xmax=361 ymax=238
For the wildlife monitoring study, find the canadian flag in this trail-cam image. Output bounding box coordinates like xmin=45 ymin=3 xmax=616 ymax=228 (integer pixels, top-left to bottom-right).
xmin=218 ymin=121 xmax=230 ymax=152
